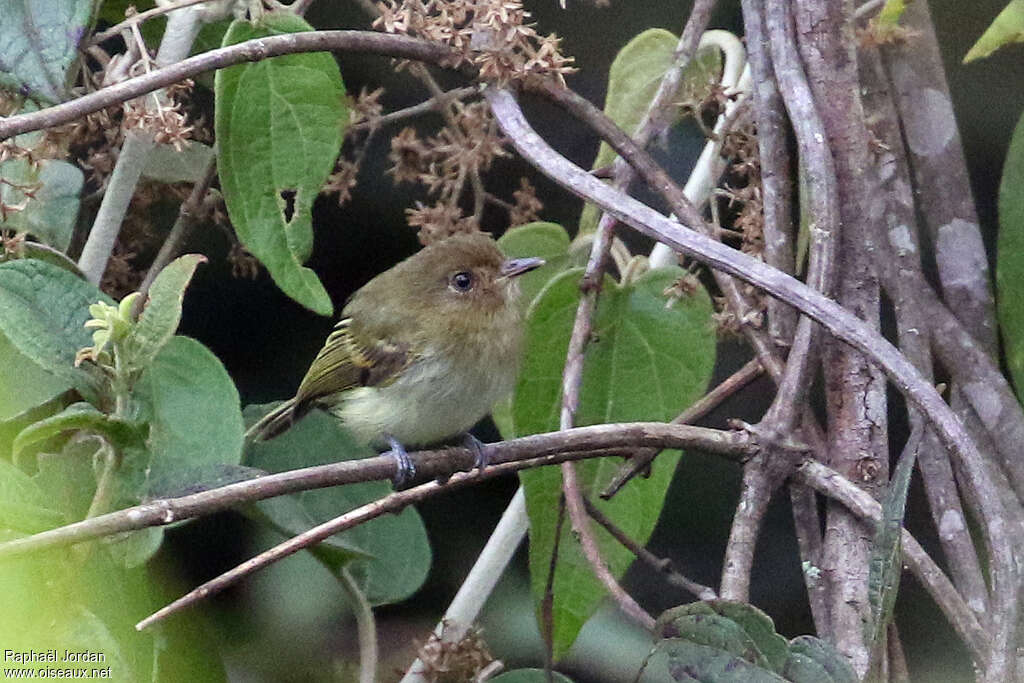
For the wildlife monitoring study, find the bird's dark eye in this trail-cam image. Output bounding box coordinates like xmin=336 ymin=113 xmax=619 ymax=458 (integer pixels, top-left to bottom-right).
xmin=450 ymin=271 xmax=475 ymax=292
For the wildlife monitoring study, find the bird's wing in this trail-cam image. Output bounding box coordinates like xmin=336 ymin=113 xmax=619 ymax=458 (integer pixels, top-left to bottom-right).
xmin=293 ymin=317 xmax=414 ymax=408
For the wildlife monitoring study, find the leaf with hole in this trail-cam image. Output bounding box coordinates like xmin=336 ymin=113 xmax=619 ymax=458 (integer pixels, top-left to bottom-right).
xmin=215 ymin=12 xmax=347 ymax=316
xmin=515 ymin=266 xmax=716 ymax=658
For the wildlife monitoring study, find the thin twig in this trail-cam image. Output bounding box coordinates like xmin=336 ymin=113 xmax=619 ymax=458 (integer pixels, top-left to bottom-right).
xmin=548 ymin=0 xmax=721 ymax=644
xmin=0 ymin=32 xmax=462 ymax=141
xmin=134 ymin=153 xmax=218 ymax=315
xmin=88 ymin=0 xmax=216 ymax=46
xmin=136 ymin=439 xmax=680 ymax=631
xmin=0 ymin=423 xmax=749 ymax=559
xmin=583 ymin=496 xmax=717 ymax=600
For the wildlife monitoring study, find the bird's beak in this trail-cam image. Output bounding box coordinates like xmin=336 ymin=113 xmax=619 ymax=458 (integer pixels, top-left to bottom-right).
xmin=500 ymin=257 xmax=545 ymax=279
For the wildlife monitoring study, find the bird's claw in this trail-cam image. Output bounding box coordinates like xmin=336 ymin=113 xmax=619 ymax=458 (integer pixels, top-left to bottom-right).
xmin=462 ymin=433 xmax=492 ymax=471
xmin=387 ymin=435 xmax=415 ymax=489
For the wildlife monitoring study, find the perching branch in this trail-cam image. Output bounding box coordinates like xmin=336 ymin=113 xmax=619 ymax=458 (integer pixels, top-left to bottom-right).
xmin=0 ymin=422 xmax=749 ymax=560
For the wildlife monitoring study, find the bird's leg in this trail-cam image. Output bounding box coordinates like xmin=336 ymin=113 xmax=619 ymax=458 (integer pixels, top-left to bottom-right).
xmin=462 ymin=433 xmax=493 ymax=471
xmin=386 ymin=435 xmax=415 ymax=489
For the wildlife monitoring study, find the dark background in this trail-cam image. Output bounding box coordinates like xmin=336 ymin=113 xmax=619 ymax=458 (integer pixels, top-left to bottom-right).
xmin=162 ymin=1 xmax=1024 ymax=680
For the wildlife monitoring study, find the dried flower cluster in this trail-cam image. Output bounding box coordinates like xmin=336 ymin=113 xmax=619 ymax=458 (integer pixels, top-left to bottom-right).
xmin=122 ymin=80 xmax=197 ymax=151
xmin=412 ymin=622 xmax=494 ymax=683
xmin=374 ymin=0 xmax=575 ymax=84
xmin=719 ymin=121 xmax=764 ymax=260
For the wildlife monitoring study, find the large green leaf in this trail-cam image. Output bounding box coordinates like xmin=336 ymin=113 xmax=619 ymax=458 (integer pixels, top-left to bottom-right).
xmin=0 ymin=458 xmax=65 ymax=534
xmin=498 ymin=222 xmax=577 ymax=312
xmin=245 ymin=407 xmax=431 ymax=605
xmin=0 ymin=158 xmax=84 ymax=251
xmin=578 ymin=30 xmax=722 ymax=235
xmin=515 ymin=267 xmax=716 ymax=658
xmin=998 ymin=110 xmax=1024 ymax=399
xmin=0 ymin=329 xmax=69 ymax=421
xmin=0 ymin=0 xmax=93 ymax=103
xmin=964 ymin=0 xmax=1024 ymax=63
xmin=215 ymin=12 xmax=347 ymax=316
xmin=134 ymin=335 xmax=244 ymax=497
xmin=0 ymin=258 xmax=110 ymax=398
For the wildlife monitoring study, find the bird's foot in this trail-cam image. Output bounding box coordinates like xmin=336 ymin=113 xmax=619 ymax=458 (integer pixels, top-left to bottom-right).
xmin=462 ymin=433 xmax=492 ymax=472
xmin=386 ymin=435 xmax=416 ymax=489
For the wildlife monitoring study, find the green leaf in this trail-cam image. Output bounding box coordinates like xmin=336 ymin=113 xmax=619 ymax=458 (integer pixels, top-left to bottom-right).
xmin=657 ymin=601 xmax=790 ymax=673
xmin=246 ymin=406 xmax=432 ymax=605
xmin=998 ymin=110 xmax=1024 ymax=399
xmin=0 ymin=258 xmax=110 ymax=398
xmin=641 ymin=602 xmax=855 ymax=683
xmin=130 ymin=254 xmax=206 ymax=370
xmin=106 ymin=526 xmax=165 ymax=569
xmin=0 ymin=458 xmax=66 ymax=534
xmin=498 ymin=222 xmax=579 ymax=312
xmin=964 ymin=0 xmax=1024 ymax=63
xmin=141 ymin=141 xmax=215 ymax=184
xmin=876 ymin=0 xmax=909 ymax=27
xmin=637 ymin=639 xmax=788 ymax=682
xmin=12 ymin=401 xmax=144 ymax=465
xmin=515 ymin=267 xmax=716 ymax=658
xmin=0 ymin=328 xmax=70 ymax=421
xmin=0 ymin=158 xmax=84 ymax=251
xmin=0 ymin=0 xmax=93 ymax=103
xmin=866 ymin=428 xmax=920 ymax=656
xmin=133 ymin=335 xmax=244 ymax=498
xmin=783 ymin=636 xmax=858 ymax=683
xmin=578 ymin=30 xmax=722 ymax=235
xmin=490 ymin=670 xmax=575 ymax=683
xmin=215 ymin=13 xmax=347 ymax=316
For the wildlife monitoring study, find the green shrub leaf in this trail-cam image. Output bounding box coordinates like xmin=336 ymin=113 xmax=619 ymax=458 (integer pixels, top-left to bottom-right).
xmin=245 ymin=407 xmax=431 ymax=605
xmin=215 ymin=12 xmax=347 ymax=316
xmin=0 ymin=158 xmax=83 ymax=251
xmin=130 ymin=254 xmax=207 ymax=370
xmin=964 ymin=0 xmax=1024 ymax=63
xmin=0 ymin=458 xmax=66 ymax=534
xmin=640 ymin=601 xmax=856 ymax=683
xmin=515 ymin=267 xmax=716 ymax=658
xmin=12 ymin=402 xmax=145 ymax=465
xmin=578 ymin=29 xmax=722 ymax=235
xmin=0 ymin=258 xmax=110 ymax=399
xmin=998 ymin=110 xmax=1024 ymax=399
xmin=134 ymin=336 xmax=244 ymax=498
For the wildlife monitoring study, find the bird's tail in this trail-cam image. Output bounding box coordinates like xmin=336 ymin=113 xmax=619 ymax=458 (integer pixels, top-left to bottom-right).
xmin=245 ymin=398 xmax=300 ymax=443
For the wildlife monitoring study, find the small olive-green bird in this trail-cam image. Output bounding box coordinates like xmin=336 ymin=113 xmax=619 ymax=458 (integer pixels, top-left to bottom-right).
xmin=247 ymin=233 xmax=543 ymax=485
